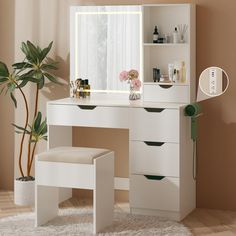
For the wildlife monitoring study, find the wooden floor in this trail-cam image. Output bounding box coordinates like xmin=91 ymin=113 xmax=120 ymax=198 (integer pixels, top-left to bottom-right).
xmin=1 ymin=191 xmax=236 ymax=236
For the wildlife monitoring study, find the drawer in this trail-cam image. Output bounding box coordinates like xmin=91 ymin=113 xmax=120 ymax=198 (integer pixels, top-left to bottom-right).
xmin=47 ymin=104 xmax=129 ymax=128
xmin=143 ymin=84 xmax=189 ymax=103
xmin=130 ymin=141 xmax=179 ymax=177
xmin=130 ymin=108 xmax=179 ymax=143
xmin=130 ymin=174 xmax=180 ymax=212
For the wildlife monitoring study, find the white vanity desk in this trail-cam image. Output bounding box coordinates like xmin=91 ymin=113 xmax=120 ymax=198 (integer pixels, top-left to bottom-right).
xmin=47 ymin=93 xmax=195 ymax=221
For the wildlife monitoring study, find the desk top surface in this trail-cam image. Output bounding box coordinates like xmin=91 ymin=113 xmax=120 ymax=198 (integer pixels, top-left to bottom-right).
xmin=48 ymin=94 xmax=186 ymax=109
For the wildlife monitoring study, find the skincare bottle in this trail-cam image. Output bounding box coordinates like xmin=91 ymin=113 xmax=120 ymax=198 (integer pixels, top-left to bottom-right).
xmin=153 ymin=26 xmax=159 ymax=43
xmin=173 ymin=27 xmax=179 ymax=44
xmin=181 ymin=61 xmax=186 ymax=83
xmin=176 ymin=70 xmax=180 ymax=83
xmin=168 ymin=64 xmax=174 ymax=81
xmin=173 ymin=69 xmax=177 ymax=82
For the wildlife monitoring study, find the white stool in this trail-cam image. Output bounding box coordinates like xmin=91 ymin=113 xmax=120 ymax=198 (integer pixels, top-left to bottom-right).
xmin=35 ymin=146 xmax=114 ymax=234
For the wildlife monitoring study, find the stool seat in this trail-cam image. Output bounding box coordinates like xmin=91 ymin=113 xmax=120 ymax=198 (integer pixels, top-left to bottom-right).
xmin=35 ymin=146 xmax=114 ymax=233
xmin=37 ymin=147 xmax=110 ymax=164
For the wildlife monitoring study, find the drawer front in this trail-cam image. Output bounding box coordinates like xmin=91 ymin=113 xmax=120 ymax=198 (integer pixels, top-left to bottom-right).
xmin=48 ymin=104 xmax=129 ymax=128
xmin=130 ymin=174 xmax=180 ymax=212
xmin=143 ymin=84 xmax=189 ymax=103
xmin=130 ymin=141 xmax=179 ymax=177
xmin=130 ymin=108 xmax=179 ymax=143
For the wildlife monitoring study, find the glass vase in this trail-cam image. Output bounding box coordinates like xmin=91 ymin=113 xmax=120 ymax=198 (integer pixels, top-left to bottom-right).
xmin=129 ymin=84 xmax=141 ymax=100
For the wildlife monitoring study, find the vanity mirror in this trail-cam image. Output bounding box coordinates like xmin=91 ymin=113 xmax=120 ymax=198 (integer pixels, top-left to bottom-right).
xmin=70 ymin=5 xmax=142 ymax=93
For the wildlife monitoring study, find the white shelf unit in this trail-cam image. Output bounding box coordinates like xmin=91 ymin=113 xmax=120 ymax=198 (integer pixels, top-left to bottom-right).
xmin=142 ymin=4 xmax=196 ymax=103
xmin=130 ymin=3 xmax=196 ymax=221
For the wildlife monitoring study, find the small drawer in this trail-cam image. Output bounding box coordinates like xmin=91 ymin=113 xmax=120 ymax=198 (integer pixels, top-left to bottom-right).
xmin=47 ymin=104 xmax=129 ymax=128
xmin=130 ymin=108 xmax=179 ymax=143
xmin=130 ymin=141 xmax=179 ymax=177
xmin=143 ymin=84 xmax=189 ymax=103
xmin=130 ymin=174 xmax=180 ymax=212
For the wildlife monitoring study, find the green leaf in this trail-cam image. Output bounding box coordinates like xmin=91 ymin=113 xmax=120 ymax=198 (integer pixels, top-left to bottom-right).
xmin=21 ymin=42 xmax=32 ymax=62
xmin=19 ymin=79 xmax=28 ymax=88
xmin=40 ymin=41 xmax=53 ymax=62
xmin=30 ymin=139 xmax=37 ymax=143
xmin=34 ymin=70 xmax=43 ymax=80
xmin=37 ymin=46 xmax=42 ymax=53
xmin=38 ymin=76 xmax=45 ymax=89
xmin=41 ymin=63 xmax=58 ymax=70
xmin=44 ymin=72 xmax=61 ymax=85
xmin=20 ymin=69 xmax=35 ymax=78
xmin=27 ymin=41 xmax=40 ymax=63
xmin=12 ymin=62 xmax=33 ymax=70
xmin=38 ymin=120 xmax=47 ymax=135
xmin=33 ymin=112 xmax=42 ymax=131
xmin=42 ymin=136 xmax=48 ymax=141
xmin=0 ymin=77 xmax=8 ymax=83
xmin=12 ymin=123 xmax=30 ymax=134
xmin=0 ymin=86 xmax=6 ymax=95
xmin=22 ymin=77 xmax=39 ymax=83
xmin=0 ymin=62 xmax=9 ymax=77
xmin=7 ymin=83 xmax=16 ymax=94
xmin=10 ymin=92 xmax=17 ymax=108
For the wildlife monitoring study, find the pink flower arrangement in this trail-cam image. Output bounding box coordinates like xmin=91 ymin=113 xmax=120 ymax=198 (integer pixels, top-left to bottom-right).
xmin=131 ymin=78 xmax=142 ymax=90
xmin=119 ymin=71 xmax=129 ymax=81
xmin=119 ymin=69 xmax=141 ymax=90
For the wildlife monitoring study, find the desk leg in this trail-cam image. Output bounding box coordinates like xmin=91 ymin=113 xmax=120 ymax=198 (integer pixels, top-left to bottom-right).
xmin=48 ymin=125 xmax=73 ymax=203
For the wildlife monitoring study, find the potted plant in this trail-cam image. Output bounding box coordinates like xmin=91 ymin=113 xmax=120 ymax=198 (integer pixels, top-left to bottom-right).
xmin=0 ymin=41 xmax=60 ymax=205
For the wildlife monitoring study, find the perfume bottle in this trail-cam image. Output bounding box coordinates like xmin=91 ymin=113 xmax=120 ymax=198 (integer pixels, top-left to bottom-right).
xmin=153 ymin=26 xmax=159 ymax=43
xmin=75 ymin=78 xmax=82 ymax=98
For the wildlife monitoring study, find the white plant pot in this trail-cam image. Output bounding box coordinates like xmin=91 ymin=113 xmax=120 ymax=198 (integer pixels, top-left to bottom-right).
xmin=14 ymin=179 xmax=35 ymax=206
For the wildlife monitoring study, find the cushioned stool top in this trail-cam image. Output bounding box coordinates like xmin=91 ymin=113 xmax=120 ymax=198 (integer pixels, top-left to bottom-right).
xmin=36 ymin=147 xmax=111 ymax=164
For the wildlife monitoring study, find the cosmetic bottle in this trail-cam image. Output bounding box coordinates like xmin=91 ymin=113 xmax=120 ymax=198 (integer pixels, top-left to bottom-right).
xmin=176 ymin=70 xmax=180 ymax=82
xmin=79 ymin=80 xmax=85 ymax=98
xmin=173 ymin=69 xmax=177 ymax=82
xmin=84 ymin=79 xmax=90 ymax=97
xmin=153 ymin=26 xmax=159 ymax=43
xmin=173 ymin=27 xmax=179 ymax=44
xmin=75 ymin=78 xmax=82 ymax=98
xmin=181 ymin=61 xmax=186 ymax=83
xmin=153 ymin=68 xmax=161 ymax=82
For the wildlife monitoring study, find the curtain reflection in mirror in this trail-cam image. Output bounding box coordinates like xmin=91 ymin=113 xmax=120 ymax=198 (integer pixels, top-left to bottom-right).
xmin=76 ymin=6 xmax=141 ymax=91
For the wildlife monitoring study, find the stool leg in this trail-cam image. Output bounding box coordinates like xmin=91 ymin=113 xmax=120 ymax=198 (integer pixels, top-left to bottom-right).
xmin=93 ymin=153 xmax=114 ymax=234
xmin=35 ymin=185 xmax=59 ymax=227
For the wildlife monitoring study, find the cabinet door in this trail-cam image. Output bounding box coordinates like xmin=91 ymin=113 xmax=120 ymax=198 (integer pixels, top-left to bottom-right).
xmin=130 ymin=141 xmax=179 ymax=177
xmin=130 ymin=174 xmax=180 ymax=212
xmin=47 ymin=104 xmax=129 ymax=129
xmin=130 ymin=108 xmax=179 ymax=143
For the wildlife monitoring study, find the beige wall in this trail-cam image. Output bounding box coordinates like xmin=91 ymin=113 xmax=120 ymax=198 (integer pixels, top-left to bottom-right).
xmin=0 ymin=0 xmax=15 ymax=190
xmin=1 ymin=0 xmax=236 ymax=210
